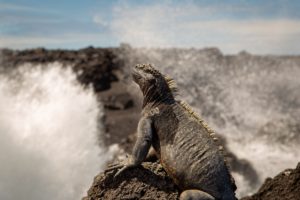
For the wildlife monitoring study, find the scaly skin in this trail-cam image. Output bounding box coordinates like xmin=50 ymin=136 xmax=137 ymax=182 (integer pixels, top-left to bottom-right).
xmin=111 ymin=64 xmax=237 ymax=200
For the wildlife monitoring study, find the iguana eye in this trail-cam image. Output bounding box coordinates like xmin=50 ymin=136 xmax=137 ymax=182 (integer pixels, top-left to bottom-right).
xmin=144 ymin=69 xmax=153 ymax=74
xmin=135 ymin=64 xmax=144 ymax=70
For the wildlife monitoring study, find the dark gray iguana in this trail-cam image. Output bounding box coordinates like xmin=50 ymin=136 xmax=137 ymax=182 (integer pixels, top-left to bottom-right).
xmin=109 ymin=64 xmax=237 ymax=200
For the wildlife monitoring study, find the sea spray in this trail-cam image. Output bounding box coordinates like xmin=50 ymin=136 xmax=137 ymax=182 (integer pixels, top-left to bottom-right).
xmin=0 ymin=63 xmax=114 ymax=200
xmin=118 ymin=48 xmax=300 ymax=197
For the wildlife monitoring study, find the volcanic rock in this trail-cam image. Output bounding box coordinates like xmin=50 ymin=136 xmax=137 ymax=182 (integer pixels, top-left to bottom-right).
xmin=83 ymin=161 xmax=179 ymax=200
xmin=242 ymin=163 xmax=300 ymax=200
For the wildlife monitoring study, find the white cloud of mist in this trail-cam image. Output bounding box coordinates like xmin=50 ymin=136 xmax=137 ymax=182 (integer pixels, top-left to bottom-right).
xmin=0 ymin=63 xmax=114 ymax=200
xmin=93 ymin=15 xmax=108 ymax=27
xmin=96 ymin=2 xmax=300 ymax=54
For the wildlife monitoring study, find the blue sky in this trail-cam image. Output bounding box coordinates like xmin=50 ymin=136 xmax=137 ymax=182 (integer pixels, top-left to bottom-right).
xmin=0 ymin=0 xmax=300 ymax=54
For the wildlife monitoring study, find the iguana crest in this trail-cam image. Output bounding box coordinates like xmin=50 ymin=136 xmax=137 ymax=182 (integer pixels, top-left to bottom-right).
xmin=134 ymin=64 xmax=219 ymax=143
xmin=178 ymin=101 xmax=234 ymax=180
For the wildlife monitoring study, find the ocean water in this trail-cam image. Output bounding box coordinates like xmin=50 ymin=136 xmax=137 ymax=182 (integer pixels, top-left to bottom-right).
xmin=0 ymin=63 xmax=115 ymax=200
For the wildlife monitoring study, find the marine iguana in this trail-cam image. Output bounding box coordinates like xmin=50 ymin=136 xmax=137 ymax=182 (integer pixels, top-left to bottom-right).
xmin=109 ymin=64 xmax=237 ymax=200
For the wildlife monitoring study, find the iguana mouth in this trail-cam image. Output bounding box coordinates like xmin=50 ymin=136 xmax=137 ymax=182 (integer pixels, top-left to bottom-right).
xmin=132 ymin=70 xmax=141 ymax=82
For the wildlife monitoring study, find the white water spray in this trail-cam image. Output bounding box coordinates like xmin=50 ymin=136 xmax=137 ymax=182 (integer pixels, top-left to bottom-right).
xmin=0 ymin=63 xmax=113 ymax=200
xmin=120 ymin=48 xmax=300 ymax=197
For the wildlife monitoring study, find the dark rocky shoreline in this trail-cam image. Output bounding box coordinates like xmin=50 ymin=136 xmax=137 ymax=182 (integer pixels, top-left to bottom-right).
xmin=242 ymin=163 xmax=300 ymax=200
xmin=1 ymin=46 xmax=299 ymax=199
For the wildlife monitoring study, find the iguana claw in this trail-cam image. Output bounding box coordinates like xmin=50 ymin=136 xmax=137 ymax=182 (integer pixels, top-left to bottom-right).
xmin=104 ymin=163 xmax=123 ymax=173
xmin=105 ymin=155 xmax=135 ymax=178
xmin=114 ymin=165 xmax=132 ymax=178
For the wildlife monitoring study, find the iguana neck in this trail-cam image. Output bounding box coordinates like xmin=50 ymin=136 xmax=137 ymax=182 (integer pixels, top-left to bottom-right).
xmin=142 ymin=85 xmax=175 ymax=108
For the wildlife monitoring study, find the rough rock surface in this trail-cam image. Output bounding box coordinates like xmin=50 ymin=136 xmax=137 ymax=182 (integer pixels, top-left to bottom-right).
xmin=84 ymin=162 xmax=300 ymax=200
xmin=0 ymin=47 xmax=121 ymax=92
xmin=242 ymin=163 xmax=300 ymax=200
xmin=83 ymin=161 xmax=179 ymax=200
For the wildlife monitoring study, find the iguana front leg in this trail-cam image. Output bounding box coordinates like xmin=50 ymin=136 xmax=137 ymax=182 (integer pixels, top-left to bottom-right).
xmin=114 ymin=116 xmax=153 ymax=177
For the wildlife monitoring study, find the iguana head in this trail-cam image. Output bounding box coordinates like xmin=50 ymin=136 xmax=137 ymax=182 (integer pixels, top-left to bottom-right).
xmin=132 ymin=64 xmax=177 ymax=107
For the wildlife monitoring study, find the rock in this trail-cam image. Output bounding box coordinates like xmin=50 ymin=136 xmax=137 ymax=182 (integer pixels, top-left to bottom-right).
xmin=218 ymin=135 xmax=260 ymax=188
xmin=242 ymin=163 xmax=300 ymax=200
xmin=85 ymin=162 xmax=300 ymax=200
xmin=84 ymin=161 xmax=179 ymax=200
xmin=102 ymin=93 xmax=134 ymax=110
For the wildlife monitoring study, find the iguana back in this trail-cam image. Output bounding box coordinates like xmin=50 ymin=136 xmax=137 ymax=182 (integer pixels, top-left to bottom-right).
xmin=151 ymin=101 xmax=236 ymax=199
